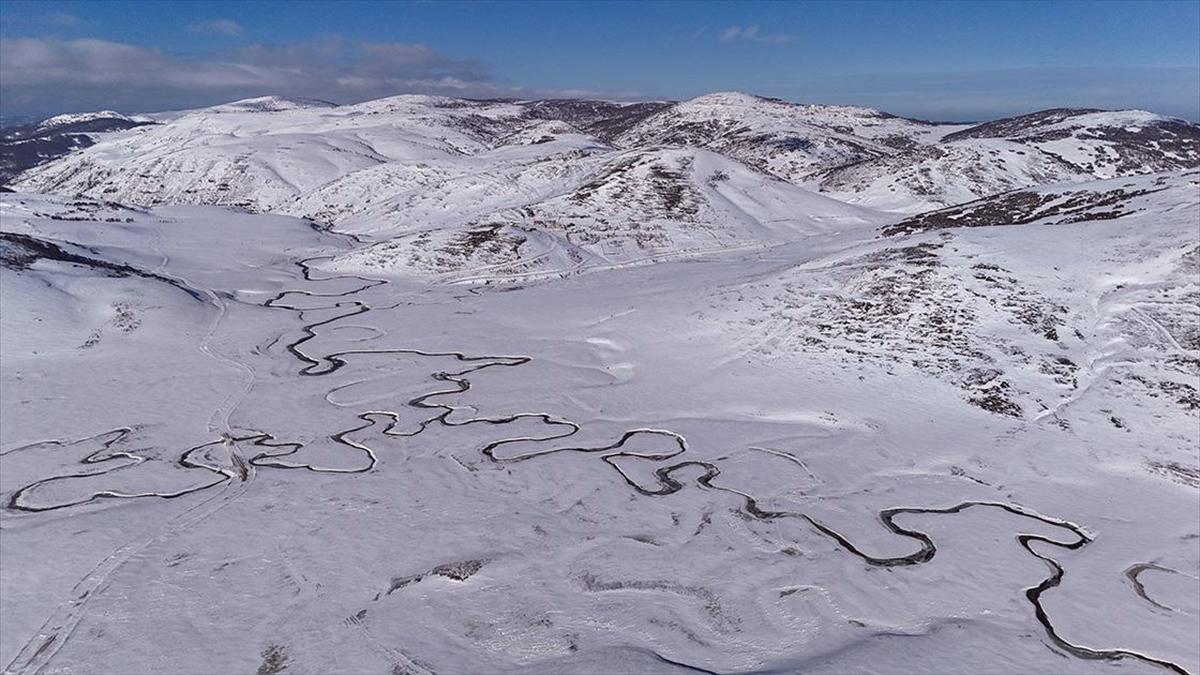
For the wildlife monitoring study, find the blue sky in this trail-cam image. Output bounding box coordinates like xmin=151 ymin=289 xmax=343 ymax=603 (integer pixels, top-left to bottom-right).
xmin=2 ymin=0 xmax=1198 ymax=120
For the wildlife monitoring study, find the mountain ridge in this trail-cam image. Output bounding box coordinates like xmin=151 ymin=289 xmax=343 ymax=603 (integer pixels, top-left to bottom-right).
xmin=5 ymin=91 xmax=1197 ymax=279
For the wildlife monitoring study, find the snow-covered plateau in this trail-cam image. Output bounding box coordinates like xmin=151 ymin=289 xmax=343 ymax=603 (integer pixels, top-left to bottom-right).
xmin=1 ymin=93 xmax=1198 ymax=675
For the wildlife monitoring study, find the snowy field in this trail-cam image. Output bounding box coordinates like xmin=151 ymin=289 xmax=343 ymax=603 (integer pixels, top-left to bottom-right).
xmin=1 ymin=94 xmax=1198 ymax=674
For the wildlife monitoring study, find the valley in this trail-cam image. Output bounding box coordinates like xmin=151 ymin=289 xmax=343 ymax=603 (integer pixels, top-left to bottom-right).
xmin=1 ymin=92 xmax=1197 ymax=674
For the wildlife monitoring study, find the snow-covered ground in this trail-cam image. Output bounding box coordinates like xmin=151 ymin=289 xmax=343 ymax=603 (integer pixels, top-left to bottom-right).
xmin=1 ymin=94 xmax=1198 ymax=675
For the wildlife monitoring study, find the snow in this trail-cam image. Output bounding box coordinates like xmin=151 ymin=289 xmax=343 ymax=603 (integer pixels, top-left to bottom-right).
xmin=1 ymin=93 xmax=1198 ymax=675
xmin=818 ymin=108 xmax=1199 ymax=210
xmin=204 ymin=96 xmax=338 ymax=113
xmin=35 ymin=110 xmax=131 ymax=130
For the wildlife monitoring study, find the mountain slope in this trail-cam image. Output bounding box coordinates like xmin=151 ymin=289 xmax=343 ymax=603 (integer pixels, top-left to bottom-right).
xmin=13 ymin=94 xmax=1197 ymax=225
xmin=818 ymin=108 xmax=1200 ymax=211
xmin=707 ymin=170 xmax=1199 ymax=421
xmin=327 ymin=146 xmax=882 ymax=280
xmin=0 ymin=113 xmax=154 ymax=185
xmin=10 ymin=96 xmax=600 ymax=219
xmin=615 ymin=92 xmax=959 ymax=182
xmin=3 ymin=176 xmax=1197 ymax=674
xmin=2 ymin=93 xmax=1198 ymax=675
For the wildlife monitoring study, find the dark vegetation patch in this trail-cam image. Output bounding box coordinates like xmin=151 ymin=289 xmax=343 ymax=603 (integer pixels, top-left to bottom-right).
xmin=256 ymin=644 xmax=290 ymax=675
xmin=1123 ymin=373 xmax=1200 ymax=411
xmin=941 ymin=108 xmax=1106 ymax=142
xmin=571 ymin=156 xmax=638 ymax=203
xmin=649 ymin=163 xmax=693 ymax=214
xmin=387 ymin=559 xmax=488 ymax=595
xmin=432 ymin=559 xmax=485 ymax=581
xmin=1147 ymin=461 xmax=1200 ymax=488
xmin=969 ymin=386 xmax=1024 ymax=417
xmin=884 ymin=185 xmax=1168 ymax=236
xmin=523 ymin=99 xmax=671 ymax=142
xmin=436 ymin=224 xmax=524 ymax=263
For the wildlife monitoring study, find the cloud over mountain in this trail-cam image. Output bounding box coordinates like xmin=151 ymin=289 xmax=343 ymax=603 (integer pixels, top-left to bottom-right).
xmin=0 ymin=36 xmax=525 ymax=115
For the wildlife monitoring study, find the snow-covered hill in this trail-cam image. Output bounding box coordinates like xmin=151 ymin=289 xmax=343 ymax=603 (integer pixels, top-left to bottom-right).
xmin=713 ymin=170 xmax=1199 ymax=421
xmin=819 ymin=108 xmax=1200 ymax=211
xmin=326 ymin=146 xmax=881 ymax=280
xmin=2 ymin=165 xmax=1197 ymax=673
xmin=13 ymin=94 xmax=1196 ymax=247
xmin=11 ymin=95 xmax=1198 ymax=256
xmin=204 ymin=95 xmax=337 ymax=114
xmin=11 ymin=94 xmax=911 ymax=277
xmin=0 ymin=112 xmax=152 ymax=185
xmin=2 ymin=89 xmax=1199 ymax=675
xmin=35 ymin=110 xmax=133 ymax=130
xmin=9 ymin=95 xmax=610 ymax=223
xmin=884 ymin=169 xmax=1199 ymax=235
xmin=614 ymin=92 xmax=960 ymax=182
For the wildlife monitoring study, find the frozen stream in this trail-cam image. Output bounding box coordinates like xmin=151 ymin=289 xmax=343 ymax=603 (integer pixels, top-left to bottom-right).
xmin=2 ymin=195 xmax=1197 ymax=674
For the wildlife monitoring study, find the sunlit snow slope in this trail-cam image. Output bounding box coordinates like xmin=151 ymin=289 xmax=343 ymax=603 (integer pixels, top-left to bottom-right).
xmin=1 ymin=93 xmax=1198 ymax=675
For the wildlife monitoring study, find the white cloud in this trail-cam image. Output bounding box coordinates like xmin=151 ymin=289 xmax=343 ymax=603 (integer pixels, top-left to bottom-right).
xmin=188 ymin=19 xmax=244 ymax=36
xmin=719 ymin=25 xmax=793 ymax=44
xmin=0 ymin=37 xmax=485 ymax=89
xmin=0 ymin=37 xmax=640 ymax=116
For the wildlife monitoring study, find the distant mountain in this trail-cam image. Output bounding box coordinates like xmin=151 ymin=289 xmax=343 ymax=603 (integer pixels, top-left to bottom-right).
xmin=883 ymin=170 xmax=1197 ymax=236
xmin=8 ymin=92 xmax=1199 ymax=280
xmin=35 ymin=110 xmax=135 ymax=130
xmin=327 ymin=146 xmax=879 ymax=281
xmin=613 ymin=92 xmax=957 ymax=181
xmin=4 ymin=78 xmax=1200 ymax=675
xmin=819 ymin=108 xmax=1200 ymax=211
xmin=0 ymin=111 xmax=153 ymax=185
xmin=204 ymin=95 xmax=338 ymax=113
xmin=522 ymin=99 xmax=671 ymax=142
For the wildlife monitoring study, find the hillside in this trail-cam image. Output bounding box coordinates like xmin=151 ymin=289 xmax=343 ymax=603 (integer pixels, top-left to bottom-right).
xmin=12 ymin=94 xmax=1196 ymax=241
xmin=819 ymin=108 xmax=1200 ymax=211
xmin=2 ymin=92 xmax=1197 ymax=675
